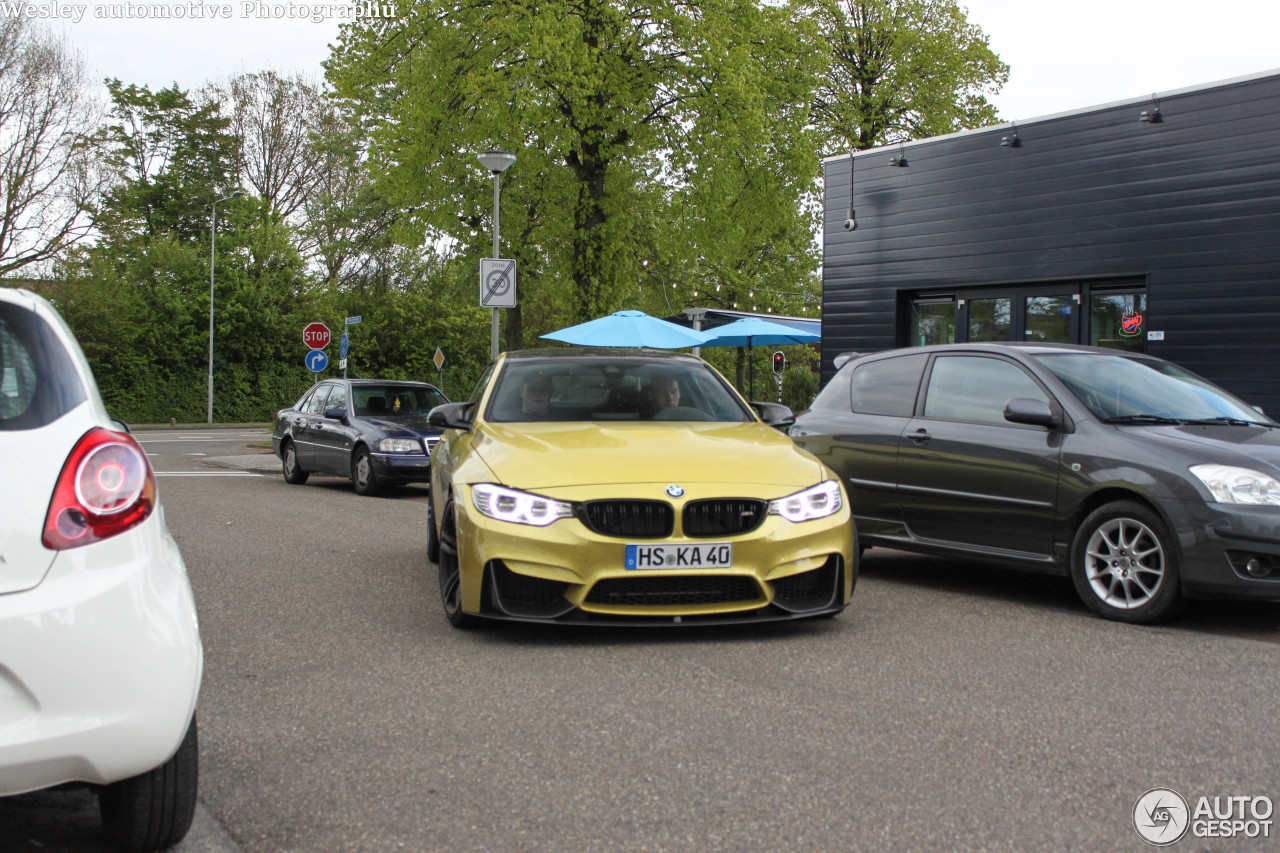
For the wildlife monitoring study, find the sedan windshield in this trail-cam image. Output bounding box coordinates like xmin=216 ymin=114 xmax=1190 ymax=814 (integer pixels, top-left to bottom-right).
xmin=353 ymin=386 xmax=446 ymax=417
xmin=1035 ymin=353 xmax=1272 ymax=424
xmin=486 ymin=357 xmax=754 ymax=423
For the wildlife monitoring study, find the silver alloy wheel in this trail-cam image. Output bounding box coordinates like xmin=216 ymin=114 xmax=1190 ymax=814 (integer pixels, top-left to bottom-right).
xmin=1083 ymin=517 xmax=1165 ymax=609
xmin=354 ymin=452 xmax=371 ymax=489
xmin=285 ymin=446 xmax=297 ymax=476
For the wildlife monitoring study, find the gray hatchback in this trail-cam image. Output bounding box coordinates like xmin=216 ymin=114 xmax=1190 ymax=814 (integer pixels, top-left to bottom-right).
xmin=791 ymin=343 xmax=1280 ymax=623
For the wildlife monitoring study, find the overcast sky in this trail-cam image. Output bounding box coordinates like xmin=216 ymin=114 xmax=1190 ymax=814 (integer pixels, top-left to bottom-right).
xmin=32 ymin=0 xmax=1280 ymax=123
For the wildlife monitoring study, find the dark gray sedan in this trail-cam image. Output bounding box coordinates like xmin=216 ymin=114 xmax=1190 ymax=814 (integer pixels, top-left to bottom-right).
xmin=272 ymin=379 xmax=448 ymax=496
xmin=791 ymin=343 xmax=1280 ymax=623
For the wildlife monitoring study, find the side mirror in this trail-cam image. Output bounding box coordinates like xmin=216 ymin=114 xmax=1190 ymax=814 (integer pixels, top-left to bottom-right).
xmin=751 ymin=401 xmax=796 ymax=430
xmin=428 ymin=402 xmax=474 ymax=431
xmin=1004 ymin=397 xmax=1059 ymax=429
xmin=324 ymin=407 xmax=348 ymax=422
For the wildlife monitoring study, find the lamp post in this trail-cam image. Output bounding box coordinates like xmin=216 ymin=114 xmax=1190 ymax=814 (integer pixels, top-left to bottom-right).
xmin=208 ymin=190 xmax=243 ymax=424
xmin=477 ymin=150 xmax=516 ymax=361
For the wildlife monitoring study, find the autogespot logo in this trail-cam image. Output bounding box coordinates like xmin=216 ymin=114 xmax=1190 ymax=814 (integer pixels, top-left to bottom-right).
xmin=1134 ymin=788 xmax=1191 ymax=846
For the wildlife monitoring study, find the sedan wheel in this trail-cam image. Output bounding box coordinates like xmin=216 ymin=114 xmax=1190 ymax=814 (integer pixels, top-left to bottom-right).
xmin=1070 ymin=501 xmax=1182 ymax=623
xmin=437 ymin=499 xmax=476 ymax=628
xmin=282 ymin=440 xmax=308 ymax=485
xmin=352 ymin=446 xmax=380 ymax=497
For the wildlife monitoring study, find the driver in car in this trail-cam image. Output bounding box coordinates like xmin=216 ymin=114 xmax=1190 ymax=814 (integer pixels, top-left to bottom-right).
xmin=645 ymin=374 xmax=681 ymax=417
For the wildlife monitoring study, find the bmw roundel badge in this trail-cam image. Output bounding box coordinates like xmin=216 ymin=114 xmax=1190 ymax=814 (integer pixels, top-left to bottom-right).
xmin=666 ymin=485 xmax=685 ymax=498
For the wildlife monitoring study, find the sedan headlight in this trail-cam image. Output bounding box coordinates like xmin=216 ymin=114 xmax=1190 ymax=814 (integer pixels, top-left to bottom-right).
xmin=472 ymin=483 xmax=574 ymax=526
xmin=1190 ymin=464 xmax=1280 ymax=506
xmin=768 ymin=480 xmax=843 ymax=522
xmin=379 ymin=438 xmax=423 ymax=453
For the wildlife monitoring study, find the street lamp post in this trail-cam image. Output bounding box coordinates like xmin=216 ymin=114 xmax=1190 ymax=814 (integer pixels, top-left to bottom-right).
xmin=477 ymin=150 xmax=516 ymax=362
xmin=208 ymin=191 xmax=243 ymax=424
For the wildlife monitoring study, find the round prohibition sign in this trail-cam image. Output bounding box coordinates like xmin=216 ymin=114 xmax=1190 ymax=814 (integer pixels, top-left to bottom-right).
xmin=485 ymin=266 xmax=513 ymax=299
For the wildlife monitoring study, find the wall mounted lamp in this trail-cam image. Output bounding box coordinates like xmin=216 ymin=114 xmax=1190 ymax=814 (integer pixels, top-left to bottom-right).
xmin=889 ymin=144 xmax=908 ymax=167
xmin=1139 ymin=94 xmax=1162 ymax=123
xmin=1000 ymin=122 xmax=1021 ymax=147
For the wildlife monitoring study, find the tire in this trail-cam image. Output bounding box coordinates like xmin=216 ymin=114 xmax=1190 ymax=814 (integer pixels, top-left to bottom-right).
xmin=437 ymin=498 xmax=477 ymax=628
xmin=352 ymin=445 xmax=381 ymax=497
xmin=1069 ymin=500 xmax=1183 ymax=623
xmin=99 ymin=715 xmax=199 ymax=852
xmin=426 ymin=493 xmax=440 ymax=564
xmin=281 ymin=440 xmax=308 ymax=485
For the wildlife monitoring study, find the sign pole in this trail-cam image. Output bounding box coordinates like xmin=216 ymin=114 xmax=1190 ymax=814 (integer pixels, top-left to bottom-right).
xmin=490 ymin=171 xmax=501 ymax=362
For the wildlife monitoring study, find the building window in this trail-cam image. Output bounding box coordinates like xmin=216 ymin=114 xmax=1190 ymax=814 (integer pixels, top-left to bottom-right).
xmin=967 ymin=297 xmax=1011 ymax=342
xmin=1090 ymin=291 xmax=1147 ymax=353
xmin=909 ymin=299 xmax=955 ymax=346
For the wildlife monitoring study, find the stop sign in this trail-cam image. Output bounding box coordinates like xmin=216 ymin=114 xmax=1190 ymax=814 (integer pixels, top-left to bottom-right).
xmin=303 ymin=322 xmax=330 ymax=349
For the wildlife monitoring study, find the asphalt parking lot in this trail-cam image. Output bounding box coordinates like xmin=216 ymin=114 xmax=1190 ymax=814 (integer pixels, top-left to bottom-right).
xmin=3 ymin=429 xmax=1278 ymax=852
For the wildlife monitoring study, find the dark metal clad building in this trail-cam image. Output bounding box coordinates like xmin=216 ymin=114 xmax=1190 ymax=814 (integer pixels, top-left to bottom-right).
xmin=820 ymin=69 xmax=1280 ymax=412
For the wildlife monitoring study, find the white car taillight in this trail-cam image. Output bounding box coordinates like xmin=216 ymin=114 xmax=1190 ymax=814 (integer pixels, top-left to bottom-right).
xmin=42 ymin=427 xmax=156 ymax=550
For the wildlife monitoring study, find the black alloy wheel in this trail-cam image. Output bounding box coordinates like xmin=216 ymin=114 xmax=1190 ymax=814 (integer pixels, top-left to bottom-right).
xmin=1069 ymin=500 xmax=1183 ymax=623
xmin=351 ymin=446 xmax=381 ymax=497
xmin=282 ymin=440 xmax=308 ymax=485
xmin=437 ymin=498 xmax=476 ymax=628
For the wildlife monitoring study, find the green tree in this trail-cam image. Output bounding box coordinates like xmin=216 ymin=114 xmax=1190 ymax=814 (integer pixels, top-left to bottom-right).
xmin=808 ymin=0 xmax=1008 ymax=151
xmin=326 ymin=0 xmax=824 ymax=339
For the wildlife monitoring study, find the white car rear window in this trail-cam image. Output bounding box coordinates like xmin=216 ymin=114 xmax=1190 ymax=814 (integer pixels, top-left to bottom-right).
xmin=0 ymin=302 xmax=86 ymax=431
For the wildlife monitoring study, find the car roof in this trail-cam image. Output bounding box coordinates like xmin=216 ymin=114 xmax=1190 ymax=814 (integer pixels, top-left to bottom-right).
xmin=845 ymin=341 xmax=1151 ymax=364
xmin=503 ymin=348 xmax=703 ymax=363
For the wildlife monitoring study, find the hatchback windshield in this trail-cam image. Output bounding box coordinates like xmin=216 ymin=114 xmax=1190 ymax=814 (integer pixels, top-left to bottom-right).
xmin=486 ymin=358 xmax=753 ymax=423
xmin=1035 ymin=353 xmax=1271 ymax=424
xmin=352 ymin=386 xmax=447 ymax=417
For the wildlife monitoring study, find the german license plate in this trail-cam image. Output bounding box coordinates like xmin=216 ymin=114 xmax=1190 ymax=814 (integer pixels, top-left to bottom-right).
xmin=625 ymin=543 xmax=733 ymax=570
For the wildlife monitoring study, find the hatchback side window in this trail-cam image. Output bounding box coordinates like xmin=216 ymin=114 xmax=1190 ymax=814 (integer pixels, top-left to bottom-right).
xmin=304 ymin=385 xmax=332 ymax=415
xmin=850 ymin=354 xmax=928 ymax=417
xmin=923 ymin=356 xmax=1049 ymax=425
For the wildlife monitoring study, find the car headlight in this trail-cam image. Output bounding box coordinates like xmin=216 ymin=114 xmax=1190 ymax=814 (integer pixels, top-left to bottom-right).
xmin=1190 ymin=464 xmax=1280 ymax=506
xmin=379 ymin=438 xmax=423 ymax=453
xmin=472 ymin=483 xmax=574 ymax=526
xmin=768 ymin=480 xmax=843 ymax=522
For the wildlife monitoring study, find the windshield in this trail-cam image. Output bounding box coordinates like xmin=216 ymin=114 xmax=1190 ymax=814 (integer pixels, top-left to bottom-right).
xmin=1034 ymin=353 xmax=1270 ymax=424
xmin=353 ymin=386 xmax=446 ymax=417
xmin=486 ymin=357 xmax=754 ymax=423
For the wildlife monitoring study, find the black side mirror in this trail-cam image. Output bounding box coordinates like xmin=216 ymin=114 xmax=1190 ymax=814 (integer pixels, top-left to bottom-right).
xmin=1004 ymin=397 xmax=1059 ymax=429
xmin=324 ymin=407 xmax=348 ymax=422
xmin=751 ymin=401 xmax=796 ymax=430
xmin=428 ymin=402 xmax=474 ymax=431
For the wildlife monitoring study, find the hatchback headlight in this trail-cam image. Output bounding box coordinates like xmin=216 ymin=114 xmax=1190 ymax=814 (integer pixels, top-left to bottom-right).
xmin=472 ymin=483 xmax=574 ymax=526
xmin=768 ymin=481 xmax=843 ymax=522
xmin=379 ymin=438 xmax=423 ymax=453
xmin=1190 ymin=464 xmax=1280 ymax=506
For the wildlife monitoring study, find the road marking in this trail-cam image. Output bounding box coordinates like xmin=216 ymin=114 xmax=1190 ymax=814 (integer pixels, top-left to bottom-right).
xmin=137 ymin=436 xmax=266 ymax=443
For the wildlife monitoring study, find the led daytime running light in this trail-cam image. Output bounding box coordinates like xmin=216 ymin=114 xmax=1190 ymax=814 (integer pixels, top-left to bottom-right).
xmin=768 ymin=481 xmax=843 ymax=522
xmin=472 ymin=483 xmax=574 ymax=526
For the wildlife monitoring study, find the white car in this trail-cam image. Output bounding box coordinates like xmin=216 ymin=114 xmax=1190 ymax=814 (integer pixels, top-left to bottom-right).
xmin=0 ymin=288 xmax=203 ymax=850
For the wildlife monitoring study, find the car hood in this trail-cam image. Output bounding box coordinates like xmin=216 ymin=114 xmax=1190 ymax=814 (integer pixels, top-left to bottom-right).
xmin=470 ymin=421 xmax=825 ymax=490
xmin=362 ymin=415 xmax=441 ymax=436
xmin=1136 ymin=424 xmax=1280 ymax=470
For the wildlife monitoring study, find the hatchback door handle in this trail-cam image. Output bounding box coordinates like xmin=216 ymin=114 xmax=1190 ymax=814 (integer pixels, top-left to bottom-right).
xmin=908 ymin=429 xmax=931 ymax=443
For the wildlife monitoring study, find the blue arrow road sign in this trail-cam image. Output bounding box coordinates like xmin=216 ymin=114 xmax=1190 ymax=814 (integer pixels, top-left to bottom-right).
xmin=339 ymin=333 xmax=349 ymax=359
xmin=306 ymin=349 xmax=329 ymax=372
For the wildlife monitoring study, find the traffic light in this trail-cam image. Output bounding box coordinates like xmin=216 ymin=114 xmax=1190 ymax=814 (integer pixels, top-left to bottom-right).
xmin=772 ymin=351 xmax=787 ymax=375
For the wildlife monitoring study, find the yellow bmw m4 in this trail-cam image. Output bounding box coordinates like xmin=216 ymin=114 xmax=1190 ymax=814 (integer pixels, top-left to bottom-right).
xmin=425 ymin=349 xmax=856 ymax=627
